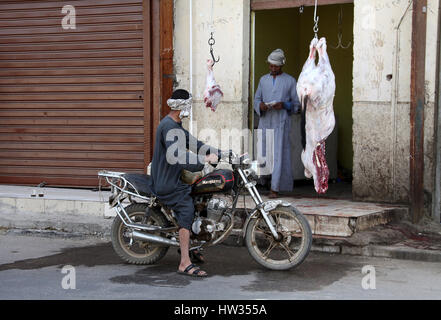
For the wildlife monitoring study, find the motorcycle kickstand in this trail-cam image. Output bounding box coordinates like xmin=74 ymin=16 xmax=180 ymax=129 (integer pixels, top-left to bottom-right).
xmin=236 ymin=234 xmax=244 ymax=246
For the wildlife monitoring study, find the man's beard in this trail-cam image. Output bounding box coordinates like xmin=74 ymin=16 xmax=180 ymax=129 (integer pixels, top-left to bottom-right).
xmin=179 ymin=107 xmax=191 ymax=119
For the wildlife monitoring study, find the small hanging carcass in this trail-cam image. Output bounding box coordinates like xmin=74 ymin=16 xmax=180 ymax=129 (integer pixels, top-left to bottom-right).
xmin=203 ymin=59 xmax=223 ymax=112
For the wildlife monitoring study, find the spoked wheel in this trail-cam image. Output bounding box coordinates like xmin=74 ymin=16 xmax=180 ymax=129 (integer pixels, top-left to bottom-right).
xmin=245 ymin=206 xmax=312 ymax=270
xmin=111 ymin=203 xmax=170 ymax=265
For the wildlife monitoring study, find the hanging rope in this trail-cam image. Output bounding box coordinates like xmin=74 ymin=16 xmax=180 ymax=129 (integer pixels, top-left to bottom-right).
xmin=208 ymin=0 xmax=220 ymax=67
xmin=330 ymin=5 xmax=352 ymax=49
xmin=313 ymin=0 xmax=319 ymax=38
xmin=209 ymin=0 xmax=214 ymax=33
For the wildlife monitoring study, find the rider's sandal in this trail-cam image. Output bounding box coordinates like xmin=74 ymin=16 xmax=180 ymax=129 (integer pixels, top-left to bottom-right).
xmin=177 ymin=263 xmax=208 ymax=278
xmin=178 ymin=249 xmax=205 ymax=264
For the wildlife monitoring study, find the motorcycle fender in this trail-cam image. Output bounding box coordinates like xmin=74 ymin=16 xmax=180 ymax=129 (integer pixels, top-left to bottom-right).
xmin=242 ymin=200 xmax=292 ymax=238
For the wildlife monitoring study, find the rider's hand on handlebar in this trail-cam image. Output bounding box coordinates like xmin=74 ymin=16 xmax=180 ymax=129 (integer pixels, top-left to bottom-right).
xmin=218 ymin=150 xmax=234 ymax=161
xmin=205 ymin=153 xmax=219 ymax=165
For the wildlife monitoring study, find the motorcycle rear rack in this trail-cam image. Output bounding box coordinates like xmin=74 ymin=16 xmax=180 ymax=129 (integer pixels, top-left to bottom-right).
xmin=98 ymin=170 xmax=163 ymax=231
xmin=98 ymin=170 xmax=154 ymax=205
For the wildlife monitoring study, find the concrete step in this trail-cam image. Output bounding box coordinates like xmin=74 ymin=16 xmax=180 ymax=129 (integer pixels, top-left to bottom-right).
xmin=0 ymin=185 xmax=408 ymax=238
xmin=236 ymin=195 xmax=408 ymax=237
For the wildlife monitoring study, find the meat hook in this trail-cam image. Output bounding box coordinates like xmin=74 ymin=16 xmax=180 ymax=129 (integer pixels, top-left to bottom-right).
xmin=330 ymin=5 xmax=352 ymax=49
xmin=208 ymin=32 xmax=220 ymax=67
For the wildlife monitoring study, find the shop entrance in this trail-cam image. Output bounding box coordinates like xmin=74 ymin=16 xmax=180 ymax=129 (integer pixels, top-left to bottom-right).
xmin=250 ymin=2 xmax=354 ymax=197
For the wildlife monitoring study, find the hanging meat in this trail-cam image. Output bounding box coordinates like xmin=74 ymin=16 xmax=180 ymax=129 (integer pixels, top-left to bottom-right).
xmin=297 ymin=37 xmax=336 ymax=194
xmin=203 ymin=59 xmax=223 ymax=112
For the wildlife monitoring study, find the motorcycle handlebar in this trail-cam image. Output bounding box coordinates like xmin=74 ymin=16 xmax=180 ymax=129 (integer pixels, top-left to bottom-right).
xmin=219 ymin=150 xmax=236 ymax=163
xmin=208 ymin=150 xmax=250 ymax=168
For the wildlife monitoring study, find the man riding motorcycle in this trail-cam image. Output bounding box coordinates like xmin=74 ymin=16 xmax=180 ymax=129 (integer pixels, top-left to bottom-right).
xmin=149 ymin=89 xmax=219 ymax=277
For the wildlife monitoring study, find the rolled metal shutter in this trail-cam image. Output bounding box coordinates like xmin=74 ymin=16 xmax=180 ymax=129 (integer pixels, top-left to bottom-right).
xmin=0 ymin=0 xmax=150 ymax=187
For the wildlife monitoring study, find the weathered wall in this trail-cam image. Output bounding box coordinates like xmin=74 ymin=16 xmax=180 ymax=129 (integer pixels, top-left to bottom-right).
xmin=353 ymin=0 xmax=439 ymax=206
xmin=174 ymin=0 xmax=250 ymax=152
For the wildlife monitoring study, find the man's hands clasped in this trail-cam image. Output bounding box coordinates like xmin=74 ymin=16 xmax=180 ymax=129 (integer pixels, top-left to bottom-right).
xmin=259 ymin=102 xmax=284 ymax=112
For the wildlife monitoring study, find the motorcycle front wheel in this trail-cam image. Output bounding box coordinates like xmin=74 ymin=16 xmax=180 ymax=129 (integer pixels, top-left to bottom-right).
xmin=245 ymin=206 xmax=312 ymax=271
xmin=111 ymin=203 xmax=170 ymax=265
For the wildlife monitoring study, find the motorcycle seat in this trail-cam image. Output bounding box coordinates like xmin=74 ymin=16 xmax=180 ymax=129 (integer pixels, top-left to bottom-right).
xmin=122 ymin=173 xmax=154 ymax=197
xmin=181 ymin=169 xmax=203 ymax=185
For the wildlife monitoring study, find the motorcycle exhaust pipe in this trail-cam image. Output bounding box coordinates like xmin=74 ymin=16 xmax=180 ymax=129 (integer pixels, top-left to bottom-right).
xmin=130 ymin=230 xmax=179 ymax=247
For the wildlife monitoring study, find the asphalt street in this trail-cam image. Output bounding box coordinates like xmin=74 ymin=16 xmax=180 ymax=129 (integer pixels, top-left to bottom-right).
xmin=1 ymin=230 xmax=441 ymax=301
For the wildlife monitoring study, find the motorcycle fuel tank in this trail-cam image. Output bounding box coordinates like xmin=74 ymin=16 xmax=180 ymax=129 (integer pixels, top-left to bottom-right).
xmin=191 ymin=169 xmax=234 ymax=194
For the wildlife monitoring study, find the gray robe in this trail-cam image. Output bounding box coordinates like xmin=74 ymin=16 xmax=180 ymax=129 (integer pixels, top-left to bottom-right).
xmin=149 ymin=116 xmax=218 ymax=204
xmin=148 ymin=115 xmax=219 ymax=230
xmin=254 ymin=72 xmax=301 ymax=192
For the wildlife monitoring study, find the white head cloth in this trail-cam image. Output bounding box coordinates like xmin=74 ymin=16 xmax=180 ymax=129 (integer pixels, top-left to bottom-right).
xmin=267 ymin=49 xmax=286 ymax=66
xmin=167 ymin=94 xmax=192 ymax=119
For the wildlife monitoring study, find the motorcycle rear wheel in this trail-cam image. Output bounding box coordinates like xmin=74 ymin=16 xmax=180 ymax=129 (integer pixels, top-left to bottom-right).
xmin=111 ymin=203 xmax=170 ymax=265
xmin=245 ymin=206 xmax=312 ymax=271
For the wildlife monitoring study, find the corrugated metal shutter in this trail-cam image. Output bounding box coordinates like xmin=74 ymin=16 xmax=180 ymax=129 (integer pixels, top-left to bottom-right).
xmin=0 ymin=0 xmax=150 ymax=187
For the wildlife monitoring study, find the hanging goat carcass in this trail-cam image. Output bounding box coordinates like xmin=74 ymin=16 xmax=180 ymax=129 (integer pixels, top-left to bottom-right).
xmin=297 ymin=37 xmax=336 ymax=194
xmin=203 ymin=59 xmax=223 ymax=112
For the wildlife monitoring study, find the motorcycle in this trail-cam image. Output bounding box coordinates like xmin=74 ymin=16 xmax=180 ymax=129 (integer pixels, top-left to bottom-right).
xmin=98 ymin=151 xmax=312 ymax=271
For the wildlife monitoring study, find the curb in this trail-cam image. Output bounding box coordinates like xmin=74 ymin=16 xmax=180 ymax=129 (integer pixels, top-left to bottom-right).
xmin=340 ymin=244 xmax=441 ymax=263
xmin=0 ymin=214 xmax=112 ymax=239
xmin=223 ymin=231 xmax=441 ymax=263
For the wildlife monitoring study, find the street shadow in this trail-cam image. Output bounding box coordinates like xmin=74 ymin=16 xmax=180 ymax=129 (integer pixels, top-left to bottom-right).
xmin=110 ymin=245 xmax=360 ymax=292
xmin=0 ymin=241 xmax=359 ymax=292
xmin=0 ymin=242 xmax=122 ymax=271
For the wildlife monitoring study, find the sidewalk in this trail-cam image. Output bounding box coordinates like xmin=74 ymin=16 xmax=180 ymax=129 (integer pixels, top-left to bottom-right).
xmin=1 ymin=184 xmax=441 ymax=263
xmin=0 ymin=185 xmax=113 ymax=238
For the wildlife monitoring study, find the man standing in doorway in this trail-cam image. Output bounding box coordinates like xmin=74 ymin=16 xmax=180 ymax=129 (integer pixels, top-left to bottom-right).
xmin=254 ymin=49 xmax=301 ymax=198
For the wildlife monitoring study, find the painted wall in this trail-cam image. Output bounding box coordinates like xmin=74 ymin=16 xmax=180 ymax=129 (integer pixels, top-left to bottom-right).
xmin=352 ymin=0 xmax=439 ymax=208
xmin=173 ymin=0 xmax=250 ymax=153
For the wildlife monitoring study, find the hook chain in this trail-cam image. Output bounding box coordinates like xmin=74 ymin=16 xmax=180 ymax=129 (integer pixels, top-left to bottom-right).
xmin=208 ymin=0 xmax=219 ymax=67
xmin=313 ymin=0 xmax=319 ymax=38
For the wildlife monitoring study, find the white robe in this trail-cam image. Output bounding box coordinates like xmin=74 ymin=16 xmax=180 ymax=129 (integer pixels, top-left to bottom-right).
xmin=254 ymin=73 xmax=301 ymax=192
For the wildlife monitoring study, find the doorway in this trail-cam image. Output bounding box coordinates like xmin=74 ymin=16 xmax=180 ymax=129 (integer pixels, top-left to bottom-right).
xmin=433 ymin=3 xmax=441 ymax=223
xmin=250 ymin=3 xmax=354 ymax=198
